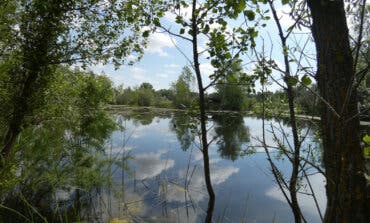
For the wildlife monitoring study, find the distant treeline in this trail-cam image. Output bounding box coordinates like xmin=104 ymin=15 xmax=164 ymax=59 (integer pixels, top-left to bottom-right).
xmin=111 ymin=66 xmax=369 ymax=121
xmin=112 ymin=83 xmax=318 ymax=114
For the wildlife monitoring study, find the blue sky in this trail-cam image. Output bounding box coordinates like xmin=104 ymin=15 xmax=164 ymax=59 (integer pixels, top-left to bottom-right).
xmin=89 ymin=3 xmax=316 ymax=93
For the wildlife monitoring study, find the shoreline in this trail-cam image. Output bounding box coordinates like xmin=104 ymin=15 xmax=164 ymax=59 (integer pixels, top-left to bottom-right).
xmin=106 ymin=105 xmax=370 ymax=126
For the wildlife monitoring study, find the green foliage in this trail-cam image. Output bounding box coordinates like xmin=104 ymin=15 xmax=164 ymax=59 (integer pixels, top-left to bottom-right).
xmin=167 ymin=0 xmax=266 ymax=98
xmin=295 ymin=84 xmax=320 ymax=116
xmin=301 ymin=75 xmax=312 ymax=86
xmin=214 ymin=114 xmax=250 ymax=161
xmin=135 ymin=82 xmax=155 ymax=106
xmin=286 ymin=76 xmax=298 ymax=87
xmin=215 ymin=60 xmax=251 ymax=111
xmin=114 ymin=86 xmax=137 ymax=105
xmin=113 ymin=84 xmax=174 ymax=108
xmin=171 ymin=66 xmax=196 ymax=108
xmin=253 ymin=90 xmax=289 ymax=116
xmin=137 ymin=88 xmax=154 ymax=106
xmin=364 ymin=134 xmax=370 ymax=157
xmin=153 ymin=89 xmax=174 ymax=107
xmin=0 ymin=66 xmax=116 ymax=221
xmin=170 ymin=113 xmax=197 ymax=151
xmin=139 ymin=82 xmax=154 ymax=90
xmin=0 ymin=0 xmax=165 ymax=162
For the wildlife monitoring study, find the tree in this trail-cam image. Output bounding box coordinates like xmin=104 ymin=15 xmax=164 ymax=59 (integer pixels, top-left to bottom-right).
xmin=216 ymin=60 xmax=248 ymax=111
xmin=139 ymin=82 xmax=154 ymax=91
xmin=0 ymin=67 xmax=116 ymax=222
xmin=136 ymin=82 xmax=155 ymax=106
xmin=171 ymin=66 xmax=195 ymax=108
xmin=252 ymin=1 xmax=314 ymax=222
xmin=295 ymin=84 xmax=319 ymax=116
xmin=159 ymin=1 xmax=258 ymax=221
xmin=307 ymin=0 xmax=369 ymax=222
xmin=136 ymin=88 xmax=154 ymax=106
xmin=0 ymin=0 xmax=159 ymax=161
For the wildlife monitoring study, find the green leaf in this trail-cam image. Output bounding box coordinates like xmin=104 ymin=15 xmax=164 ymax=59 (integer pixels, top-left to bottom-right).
xmin=282 ymin=0 xmax=289 ymax=5
xmin=286 ymin=76 xmax=298 ymax=86
xmin=283 ymin=46 xmax=289 ymax=56
xmin=142 ymin=30 xmax=150 ymax=38
xmin=301 ymin=75 xmax=312 ymax=86
xmin=202 ymin=24 xmax=210 ymax=34
xmin=153 ymin=18 xmax=161 ymax=27
xmin=236 ymin=1 xmax=246 ymax=13
xmin=188 ymin=29 xmax=193 ymax=36
xmin=179 ymin=28 xmax=185 ymax=34
xmin=363 ymin=134 xmax=370 ymax=144
xmin=245 ymin=10 xmax=255 ymax=21
xmin=364 ymin=146 xmax=370 ymax=157
xmin=175 ymin=16 xmax=182 ymax=24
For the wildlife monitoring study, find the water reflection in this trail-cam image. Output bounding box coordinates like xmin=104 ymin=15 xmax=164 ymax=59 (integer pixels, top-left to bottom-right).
xmin=131 ymin=150 xmax=175 ymax=180
xmin=265 ymin=173 xmax=326 ymax=223
xmin=169 ymin=112 xmax=217 ymax=222
xmin=213 ymin=114 xmax=251 ymax=161
xmin=169 ymin=113 xmax=251 ymax=161
xmin=0 ymin=111 xmax=326 ymax=222
xmin=0 ymin=101 xmax=117 ymax=222
xmin=128 ymin=112 xmax=155 ymax=126
xmin=112 ymin=112 xmax=324 ymax=223
xmin=169 ymin=112 xmax=196 ymax=151
xmin=163 ymin=163 xmax=239 ymax=202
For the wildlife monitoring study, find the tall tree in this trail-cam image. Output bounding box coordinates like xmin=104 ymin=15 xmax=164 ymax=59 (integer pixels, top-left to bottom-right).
xmin=0 ymin=0 xmax=159 ymax=161
xmin=171 ymin=66 xmax=195 ymax=108
xmin=136 ymin=82 xmax=155 ymax=106
xmin=307 ymin=0 xmax=369 ymax=222
xmin=158 ymin=1 xmax=258 ymax=221
xmin=216 ymin=59 xmax=248 ymax=111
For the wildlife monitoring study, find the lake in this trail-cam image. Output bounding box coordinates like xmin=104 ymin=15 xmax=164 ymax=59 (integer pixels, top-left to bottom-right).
xmin=59 ymin=111 xmax=326 ymax=223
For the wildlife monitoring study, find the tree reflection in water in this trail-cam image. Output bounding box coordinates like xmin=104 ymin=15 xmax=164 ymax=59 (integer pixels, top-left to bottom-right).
xmin=169 ymin=112 xmax=196 ymax=151
xmin=169 ymin=112 xmax=251 ymax=222
xmin=213 ymin=114 xmax=251 ymax=161
xmin=170 ymin=113 xmax=251 ymax=161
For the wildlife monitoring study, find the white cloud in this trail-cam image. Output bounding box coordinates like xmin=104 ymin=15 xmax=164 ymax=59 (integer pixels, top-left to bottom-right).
xmin=276 ymin=5 xmax=295 ymax=29
xmin=164 ymin=164 xmax=239 ymax=203
xmin=198 ymin=44 xmax=210 ymax=58
xmin=265 ymin=173 xmax=326 ymax=220
xmin=156 ymin=73 xmax=169 ymax=78
xmin=130 ymin=67 xmax=149 ymax=82
xmin=130 ymin=67 xmax=146 ymax=75
xmin=165 ymin=64 xmax=181 ymax=68
xmin=199 ymin=63 xmax=215 ymax=76
xmin=210 ymin=165 xmax=239 ymax=185
xmin=131 ymin=150 xmax=175 ymax=180
xmin=274 ymin=4 xmax=310 ymax=33
xmin=101 ymin=65 xmax=148 ymax=86
xmin=146 ymin=32 xmax=176 ymax=56
xmin=164 ymin=4 xmax=193 ymax=22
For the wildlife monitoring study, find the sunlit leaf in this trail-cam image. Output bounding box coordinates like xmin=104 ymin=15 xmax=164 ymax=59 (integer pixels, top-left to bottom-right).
xmin=301 ymin=75 xmax=312 ymax=86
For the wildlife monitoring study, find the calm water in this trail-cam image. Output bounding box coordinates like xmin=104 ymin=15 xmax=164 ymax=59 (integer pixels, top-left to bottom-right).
xmin=77 ymin=111 xmax=326 ymax=223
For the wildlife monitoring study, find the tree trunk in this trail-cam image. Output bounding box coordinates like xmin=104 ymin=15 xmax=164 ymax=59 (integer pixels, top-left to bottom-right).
xmin=269 ymin=2 xmax=305 ymax=221
xmin=286 ymin=85 xmax=304 ymax=223
xmin=0 ymin=1 xmax=60 ymax=163
xmin=307 ymin=1 xmax=369 ymax=222
xmin=191 ymin=1 xmax=215 ymax=222
xmin=1 ymin=123 xmax=21 ymax=160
